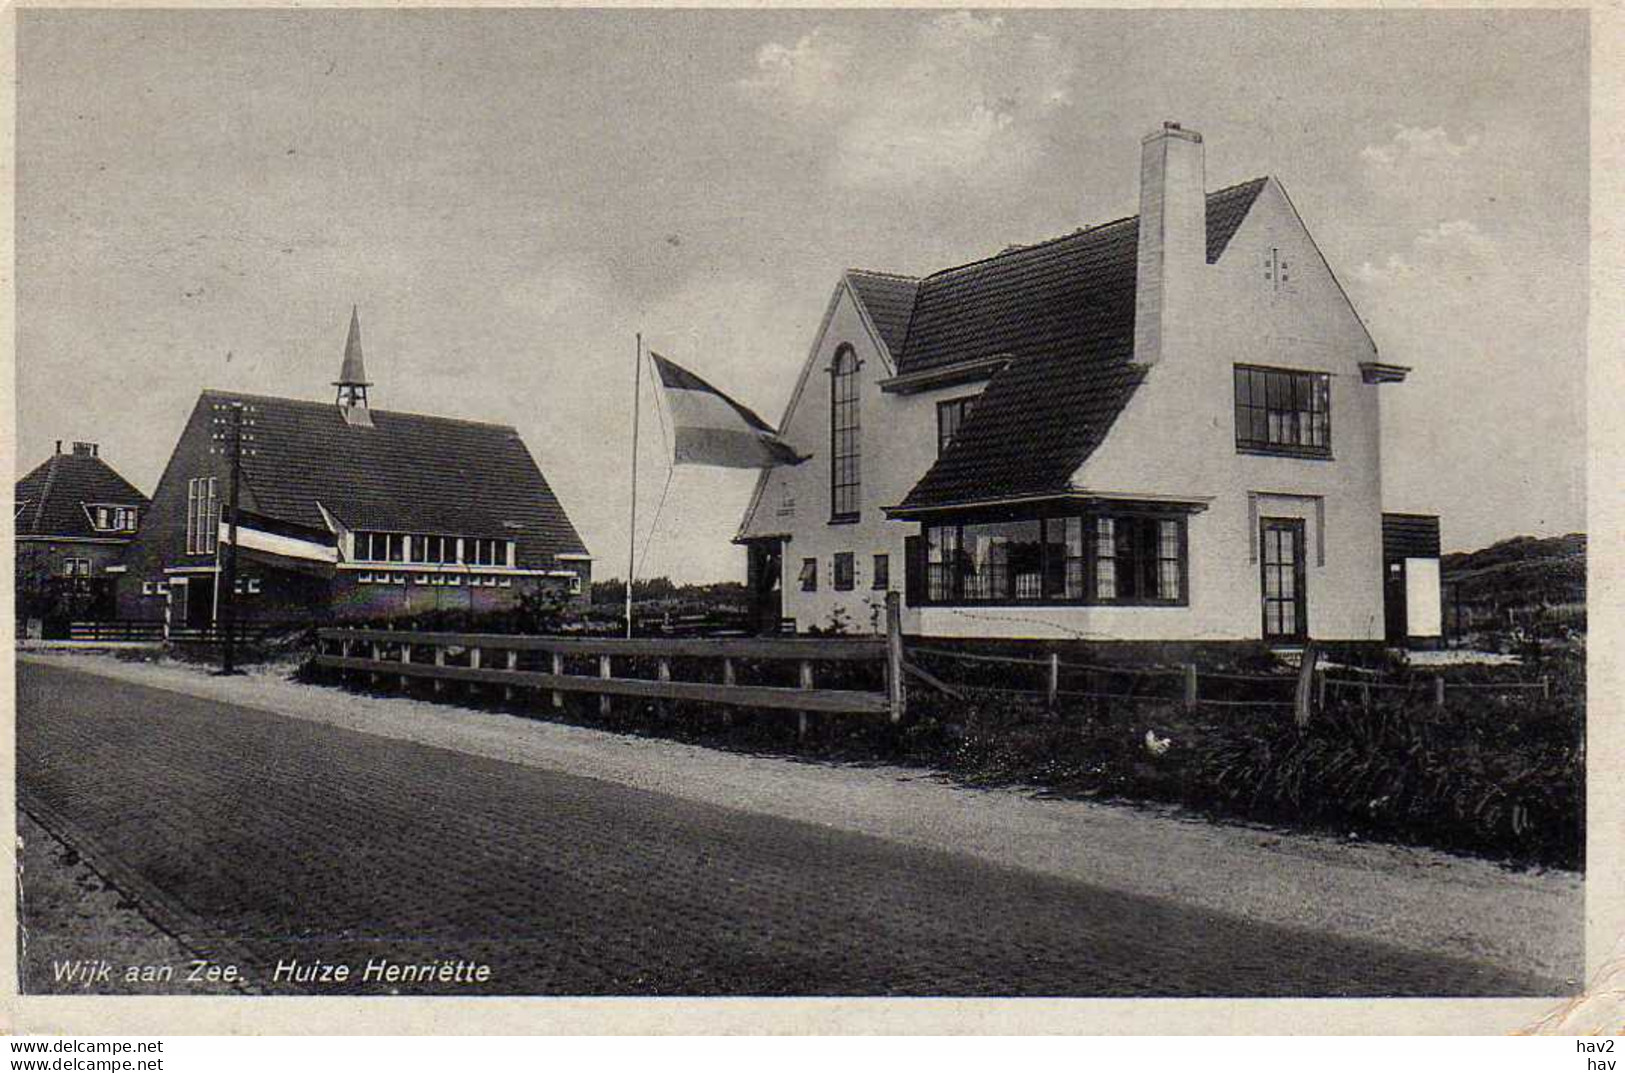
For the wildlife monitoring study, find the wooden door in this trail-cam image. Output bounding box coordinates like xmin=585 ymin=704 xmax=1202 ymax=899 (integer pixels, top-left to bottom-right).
xmin=1260 ymin=518 xmax=1308 ymax=643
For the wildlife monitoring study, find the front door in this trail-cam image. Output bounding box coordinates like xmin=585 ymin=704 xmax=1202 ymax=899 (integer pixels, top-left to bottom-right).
xmin=746 ymin=539 xmax=785 ymax=635
xmin=1260 ymin=518 xmax=1307 ymax=643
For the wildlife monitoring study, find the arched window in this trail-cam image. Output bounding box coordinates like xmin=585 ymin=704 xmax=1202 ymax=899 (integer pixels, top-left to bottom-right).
xmin=830 ymin=346 xmax=861 ymax=520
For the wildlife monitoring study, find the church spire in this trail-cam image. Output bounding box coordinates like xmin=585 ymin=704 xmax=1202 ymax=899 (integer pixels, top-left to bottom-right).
xmin=334 ymin=305 xmax=375 ymax=427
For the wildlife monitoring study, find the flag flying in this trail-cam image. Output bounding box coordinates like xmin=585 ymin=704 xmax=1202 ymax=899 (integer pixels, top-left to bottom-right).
xmin=650 ymin=352 xmax=805 ymax=469
xmin=219 ymin=506 xmax=340 ymax=576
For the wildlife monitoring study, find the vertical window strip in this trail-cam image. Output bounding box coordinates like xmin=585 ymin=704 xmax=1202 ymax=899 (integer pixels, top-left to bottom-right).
xmin=830 ymin=348 xmax=861 ymax=518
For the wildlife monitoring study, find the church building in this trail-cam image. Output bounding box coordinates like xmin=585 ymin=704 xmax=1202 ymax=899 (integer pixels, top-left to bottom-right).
xmin=116 ymin=310 xmax=591 ymax=628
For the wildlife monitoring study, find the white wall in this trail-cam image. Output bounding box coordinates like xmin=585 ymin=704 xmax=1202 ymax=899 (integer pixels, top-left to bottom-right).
xmin=923 ymin=179 xmax=1390 ymax=642
xmin=739 ymin=282 xmax=976 ymax=634
xmin=1405 ymin=557 xmax=1442 ymax=638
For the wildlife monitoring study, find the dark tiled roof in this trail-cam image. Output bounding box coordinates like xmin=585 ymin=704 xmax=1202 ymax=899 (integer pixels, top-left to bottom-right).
xmin=202 ymin=391 xmax=588 ymax=565
xmin=891 ymin=178 xmax=1267 ymax=511
xmin=844 ymin=270 xmax=920 ymax=359
xmin=15 ymin=451 xmax=149 ymax=539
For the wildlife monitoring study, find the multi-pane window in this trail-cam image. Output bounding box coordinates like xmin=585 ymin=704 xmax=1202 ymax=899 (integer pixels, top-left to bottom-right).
xmin=872 ymin=554 xmax=890 ymax=591
xmin=1234 ymin=365 xmax=1331 ymax=455
xmin=833 ymin=552 xmax=856 ymax=591
xmin=62 ymin=558 xmax=91 ymax=577
xmin=799 ymin=557 xmax=818 ymax=592
xmin=936 ymin=396 xmax=978 ymax=457
xmin=185 ymin=477 xmax=219 ymax=555
xmin=468 ymin=537 xmax=507 ymax=566
xmin=924 ymin=513 xmax=1186 ymax=605
xmin=352 ymin=532 xmax=512 ymax=567
xmin=90 ymin=505 xmax=139 ymax=532
xmin=830 ymin=346 xmax=861 ymax=519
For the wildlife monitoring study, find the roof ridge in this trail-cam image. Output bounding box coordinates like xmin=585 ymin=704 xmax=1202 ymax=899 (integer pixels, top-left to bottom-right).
xmin=29 ymin=454 xmax=58 ymax=534
xmin=919 ymin=176 xmax=1270 ymax=284
xmin=198 ymin=389 xmax=519 ymax=433
xmin=846 ymin=267 xmax=920 ymax=283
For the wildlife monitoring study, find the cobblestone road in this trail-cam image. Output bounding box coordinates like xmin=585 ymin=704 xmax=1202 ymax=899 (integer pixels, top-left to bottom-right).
xmin=17 ymin=661 xmax=1557 ymax=996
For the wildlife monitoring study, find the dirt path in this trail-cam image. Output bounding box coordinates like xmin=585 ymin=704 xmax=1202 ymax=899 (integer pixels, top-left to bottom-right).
xmin=18 ymin=651 xmax=1583 ymax=989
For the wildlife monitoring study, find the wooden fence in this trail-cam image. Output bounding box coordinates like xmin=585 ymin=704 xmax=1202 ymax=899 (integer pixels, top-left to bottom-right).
xmin=314 ymin=593 xmax=909 ymax=729
xmin=907 ymin=644 xmax=1553 ymax=711
xmin=68 ymin=620 xmax=166 ymax=642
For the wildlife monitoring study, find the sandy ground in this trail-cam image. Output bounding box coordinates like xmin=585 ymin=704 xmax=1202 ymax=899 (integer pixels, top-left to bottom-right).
xmin=17 ymin=650 xmax=1584 ymax=988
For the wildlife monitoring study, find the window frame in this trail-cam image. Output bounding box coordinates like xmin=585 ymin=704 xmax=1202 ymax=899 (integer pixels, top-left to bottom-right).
xmin=798 ymin=557 xmax=818 ymax=592
xmin=871 ymin=553 xmax=890 ymax=591
xmin=1233 ymin=364 xmax=1333 ymax=458
xmin=918 ymin=508 xmax=1189 ymax=608
xmin=935 ymin=395 xmax=979 ymax=458
xmin=829 ymin=345 xmax=861 ymax=522
xmin=833 ymin=552 xmax=856 ymax=592
xmin=185 ymin=477 xmax=219 ymax=556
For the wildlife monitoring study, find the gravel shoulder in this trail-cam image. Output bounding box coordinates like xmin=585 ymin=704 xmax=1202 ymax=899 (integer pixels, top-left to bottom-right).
xmin=18 ymin=650 xmax=1584 ymax=989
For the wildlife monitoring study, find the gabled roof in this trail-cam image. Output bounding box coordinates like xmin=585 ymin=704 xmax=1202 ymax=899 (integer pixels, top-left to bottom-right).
xmin=198 ymin=391 xmax=588 ymax=565
xmin=878 ymin=178 xmax=1268 ymax=512
xmin=15 ymin=450 xmax=149 ymax=539
xmin=844 ymin=270 xmax=919 ymax=359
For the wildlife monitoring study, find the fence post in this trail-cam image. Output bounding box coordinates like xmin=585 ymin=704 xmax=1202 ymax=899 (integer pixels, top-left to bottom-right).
xmin=434 ymin=645 xmax=446 ymax=693
xmin=370 ymin=641 xmax=382 ymax=687
xmin=1045 ymin=652 xmax=1061 ymax=711
xmin=658 ymin=657 xmax=672 ymax=718
xmin=399 ymin=641 xmax=410 ymax=691
xmin=505 ymin=649 xmax=518 ymax=703
xmin=799 ymin=659 xmax=814 ymax=740
xmin=1316 ymin=670 xmax=1327 ymax=710
xmin=598 ymin=654 xmax=612 ymax=716
xmin=469 ymin=646 xmax=481 ymax=698
xmin=339 ymin=637 xmax=352 ymax=685
xmin=552 ymin=652 xmax=564 ymax=709
xmin=886 ymin=591 xmax=906 ymax=725
xmin=1542 ymin=675 xmax=1551 ymax=700
xmin=1183 ymin=663 xmax=1198 ymax=712
xmin=1434 ymin=676 xmax=1446 ymax=708
xmin=1294 ymin=642 xmax=1319 ymax=728
xmin=723 ymin=657 xmax=737 ymax=727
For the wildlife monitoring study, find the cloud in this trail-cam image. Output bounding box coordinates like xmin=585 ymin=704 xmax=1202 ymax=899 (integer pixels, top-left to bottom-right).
xmin=742 ymin=13 xmax=1075 ymax=192
xmin=736 ymin=28 xmax=852 ymax=110
xmin=1353 ymin=219 xmax=1495 ymax=287
xmin=1359 ymin=125 xmax=1480 ymax=168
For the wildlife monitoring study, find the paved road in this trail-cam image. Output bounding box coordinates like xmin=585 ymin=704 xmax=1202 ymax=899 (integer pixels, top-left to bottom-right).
xmin=16 ymin=661 xmax=1557 ymax=997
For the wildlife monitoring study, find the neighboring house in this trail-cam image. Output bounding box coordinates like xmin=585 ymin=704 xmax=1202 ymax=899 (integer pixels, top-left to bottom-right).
xmin=737 ymin=123 xmax=1440 ymax=647
xmin=116 ymin=310 xmax=591 ymax=627
xmin=15 ymin=441 xmax=150 ymax=634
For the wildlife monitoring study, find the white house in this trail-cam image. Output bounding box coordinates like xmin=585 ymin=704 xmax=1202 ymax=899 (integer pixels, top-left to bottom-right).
xmin=737 ymin=123 xmax=1440 ymax=647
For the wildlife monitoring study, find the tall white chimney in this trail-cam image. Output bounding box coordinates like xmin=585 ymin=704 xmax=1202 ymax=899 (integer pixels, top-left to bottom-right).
xmin=1134 ymin=122 xmax=1207 ymax=367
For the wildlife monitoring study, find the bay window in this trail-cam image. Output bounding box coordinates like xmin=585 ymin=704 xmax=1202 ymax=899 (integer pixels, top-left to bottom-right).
xmin=923 ymin=511 xmax=1187 ymax=606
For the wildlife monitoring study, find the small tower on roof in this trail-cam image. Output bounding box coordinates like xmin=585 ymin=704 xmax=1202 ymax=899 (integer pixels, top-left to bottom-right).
xmin=334 ymin=305 xmax=375 ymax=428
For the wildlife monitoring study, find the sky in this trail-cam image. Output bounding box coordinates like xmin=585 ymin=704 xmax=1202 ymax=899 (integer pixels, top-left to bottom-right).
xmin=15 ymin=9 xmax=1589 ymax=582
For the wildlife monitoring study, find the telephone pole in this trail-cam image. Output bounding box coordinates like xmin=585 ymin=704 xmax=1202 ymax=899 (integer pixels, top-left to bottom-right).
xmin=212 ymin=400 xmax=254 ymax=676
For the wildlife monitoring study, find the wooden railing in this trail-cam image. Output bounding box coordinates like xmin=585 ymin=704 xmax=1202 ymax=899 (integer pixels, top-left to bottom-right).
xmin=314 ymin=593 xmax=908 ymax=726
xmin=68 ymin=620 xmax=165 ymax=642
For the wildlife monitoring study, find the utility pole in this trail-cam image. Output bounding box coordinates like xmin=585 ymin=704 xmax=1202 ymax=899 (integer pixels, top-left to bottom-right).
xmin=212 ymin=400 xmax=253 ymax=675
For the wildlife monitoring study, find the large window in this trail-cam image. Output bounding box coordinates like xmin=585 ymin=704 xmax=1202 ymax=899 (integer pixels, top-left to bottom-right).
xmin=1234 ymin=365 xmax=1331 ymax=456
xmin=924 ymin=512 xmax=1187 ymax=606
xmin=830 ymin=346 xmax=861 ymax=520
xmin=936 ymin=396 xmax=977 ymax=457
xmin=352 ymin=532 xmax=512 ymax=567
xmin=185 ymin=477 xmax=219 ymax=556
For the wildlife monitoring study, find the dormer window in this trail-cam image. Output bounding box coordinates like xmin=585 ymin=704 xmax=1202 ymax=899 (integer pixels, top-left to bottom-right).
xmin=89 ymin=504 xmax=140 ymax=533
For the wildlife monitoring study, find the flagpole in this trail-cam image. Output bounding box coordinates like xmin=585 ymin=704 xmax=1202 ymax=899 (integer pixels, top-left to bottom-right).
xmin=626 ymin=332 xmax=642 ymax=639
